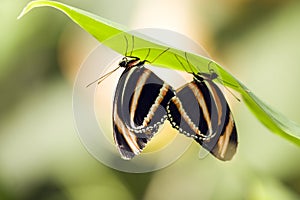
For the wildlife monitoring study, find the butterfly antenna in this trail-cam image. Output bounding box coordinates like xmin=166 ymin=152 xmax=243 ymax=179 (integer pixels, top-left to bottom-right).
xmin=144 ymin=48 xmax=151 ymax=62
xmin=216 ymin=77 xmax=241 ymax=102
xmin=149 ymin=48 xmax=170 ymax=63
xmin=174 ymin=53 xmax=189 ymax=73
xmin=130 ymin=35 xmax=135 ymax=57
xmin=86 ymin=66 xmax=120 ymax=88
xmin=124 ymin=35 xmax=129 ymax=57
xmin=184 ymin=52 xmax=196 ymax=73
xmin=220 ymin=81 xmax=241 ymax=102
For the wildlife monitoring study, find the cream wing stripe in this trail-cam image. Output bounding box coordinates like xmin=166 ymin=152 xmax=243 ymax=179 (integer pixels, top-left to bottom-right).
xmin=188 ymin=83 xmax=213 ymax=136
xmin=143 ymin=83 xmax=170 ymax=126
xmin=207 ymin=81 xmax=223 ymax=126
xmin=129 ymin=69 xmax=151 ymax=128
xmin=171 ymin=97 xmax=207 ymax=137
xmin=217 ymin=113 xmax=234 ymax=159
xmin=115 ymin=112 xmax=140 ymax=155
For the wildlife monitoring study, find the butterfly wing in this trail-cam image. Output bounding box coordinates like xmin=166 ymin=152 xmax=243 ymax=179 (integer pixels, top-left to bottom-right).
xmin=167 ymin=78 xmax=237 ymax=161
xmin=198 ymin=79 xmax=238 ymax=161
xmin=113 ymin=66 xmax=175 ymax=159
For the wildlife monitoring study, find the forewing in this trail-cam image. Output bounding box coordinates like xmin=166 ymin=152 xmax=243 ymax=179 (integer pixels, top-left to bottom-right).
xmin=113 ymin=66 xmax=175 ymax=159
xmin=200 ymin=80 xmax=238 ymax=161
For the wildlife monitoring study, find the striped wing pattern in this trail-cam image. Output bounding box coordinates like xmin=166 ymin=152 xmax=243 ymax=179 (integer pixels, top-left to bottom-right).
xmin=167 ymin=73 xmax=238 ymax=161
xmin=113 ymin=66 xmax=175 ymax=159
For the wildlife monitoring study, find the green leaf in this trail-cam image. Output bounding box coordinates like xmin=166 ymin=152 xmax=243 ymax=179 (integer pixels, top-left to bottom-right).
xmin=18 ymin=0 xmax=300 ymax=146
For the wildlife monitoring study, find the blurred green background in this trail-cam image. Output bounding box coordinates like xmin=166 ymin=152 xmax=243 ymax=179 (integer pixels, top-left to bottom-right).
xmin=1 ymin=0 xmax=300 ymax=199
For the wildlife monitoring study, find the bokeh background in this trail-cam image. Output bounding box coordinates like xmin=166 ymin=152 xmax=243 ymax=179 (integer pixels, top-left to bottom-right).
xmin=1 ymin=0 xmax=300 ymax=199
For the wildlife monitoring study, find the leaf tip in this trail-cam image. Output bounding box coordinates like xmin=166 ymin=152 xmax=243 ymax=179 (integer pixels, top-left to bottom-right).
xmin=17 ymin=0 xmax=48 ymax=20
xmin=17 ymin=8 xmax=26 ymax=19
xmin=17 ymin=1 xmax=34 ymax=19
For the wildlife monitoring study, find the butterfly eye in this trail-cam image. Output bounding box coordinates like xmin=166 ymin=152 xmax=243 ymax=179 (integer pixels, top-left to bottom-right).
xmin=210 ymin=72 xmax=218 ymax=79
xmin=119 ymin=59 xmax=127 ymax=68
xmin=209 ymin=68 xmax=215 ymax=74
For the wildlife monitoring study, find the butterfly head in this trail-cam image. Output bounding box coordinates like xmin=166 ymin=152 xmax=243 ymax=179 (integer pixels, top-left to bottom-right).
xmin=119 ymin=56 xmax=145 ymax=69
xmin=193 ymin=71 xmax=218 ymax=82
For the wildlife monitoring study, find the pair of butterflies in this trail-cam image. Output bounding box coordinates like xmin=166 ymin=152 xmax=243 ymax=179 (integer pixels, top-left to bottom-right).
xmin=100 ymin=50 xmax=238 ymax=161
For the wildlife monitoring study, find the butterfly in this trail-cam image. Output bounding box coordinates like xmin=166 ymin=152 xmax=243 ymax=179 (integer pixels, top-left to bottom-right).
xmin=112 ymin=53 xmax=175 ymax=159
xmin=167 ymin=54 xmax=238 ymax=161
xmin=88 ymin=36 xmax=175 ymax=160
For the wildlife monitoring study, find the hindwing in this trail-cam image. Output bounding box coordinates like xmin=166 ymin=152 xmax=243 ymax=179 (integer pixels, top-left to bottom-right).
xmin=113 ymin=66 xmax=175 ymax=159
